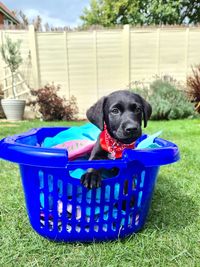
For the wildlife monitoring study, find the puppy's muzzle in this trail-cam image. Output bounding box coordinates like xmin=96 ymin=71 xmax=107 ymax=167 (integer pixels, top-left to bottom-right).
xmin=124 ymin=124 xmax=139 ymax=135
xmin=123 ymin=122 xmax=141 ymax=137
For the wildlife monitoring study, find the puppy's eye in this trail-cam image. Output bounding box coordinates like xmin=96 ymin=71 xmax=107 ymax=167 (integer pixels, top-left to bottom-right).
xmin=111 ymin=108 xmax=120 ymax=114
xmin=135 ymin=107 xmax=142 ymax=113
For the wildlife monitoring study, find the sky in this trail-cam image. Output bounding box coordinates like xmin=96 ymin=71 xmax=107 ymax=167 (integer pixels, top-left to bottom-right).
xmin=2 ymin=0 xmax=90 ymax=28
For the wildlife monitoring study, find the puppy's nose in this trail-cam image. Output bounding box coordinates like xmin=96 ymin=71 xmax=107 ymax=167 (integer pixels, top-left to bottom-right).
xmin=125 ymin=125 xmax=138 ymax=134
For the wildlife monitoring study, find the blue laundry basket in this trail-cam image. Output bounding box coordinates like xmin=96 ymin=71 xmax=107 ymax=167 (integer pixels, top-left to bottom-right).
xmin=0 ymin=127 xmax=180 ymax=242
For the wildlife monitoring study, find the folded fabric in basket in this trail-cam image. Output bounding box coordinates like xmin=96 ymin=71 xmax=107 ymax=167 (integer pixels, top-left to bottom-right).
xmin=42 ymin=123 xmax=101 ymax=160
xmin=135 ymin=131 xmax=162 ymax=149
xmin=53 ymin=139 xmax=96 ymax=160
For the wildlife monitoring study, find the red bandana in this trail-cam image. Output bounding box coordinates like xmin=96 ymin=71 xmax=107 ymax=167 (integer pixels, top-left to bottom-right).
xmin=100 ymin=124 xmax=135 ymax=159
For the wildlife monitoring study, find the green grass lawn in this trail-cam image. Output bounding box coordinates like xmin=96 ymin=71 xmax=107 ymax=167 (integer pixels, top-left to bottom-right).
xmin=0 ymin=119 xmax=200 ymax=267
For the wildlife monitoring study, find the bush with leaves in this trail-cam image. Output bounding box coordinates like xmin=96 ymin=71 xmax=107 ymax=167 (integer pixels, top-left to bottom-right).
xmin=29 ymin=84 xmax=78 ymax=121
xmin=187 ymin=65 xmax=200 ymax=113
xmin=132 ymin=78 xmax=195 ymax=120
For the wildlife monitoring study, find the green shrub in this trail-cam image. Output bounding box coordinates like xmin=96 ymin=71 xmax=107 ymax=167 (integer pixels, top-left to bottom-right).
xmin=131 ymin=78 xmax=195 ymax=120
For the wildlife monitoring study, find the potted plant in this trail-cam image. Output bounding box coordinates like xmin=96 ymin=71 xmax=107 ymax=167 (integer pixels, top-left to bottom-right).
xmin=0 ymin=36 xmax=25 ymax=121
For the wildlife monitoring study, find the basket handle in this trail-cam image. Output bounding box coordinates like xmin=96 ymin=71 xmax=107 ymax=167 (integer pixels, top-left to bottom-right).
xmin=122 ymin=138 xmax=180 ymax=167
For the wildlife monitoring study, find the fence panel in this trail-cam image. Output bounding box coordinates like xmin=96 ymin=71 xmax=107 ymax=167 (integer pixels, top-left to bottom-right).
xmin=0 ymin=25 xmax=200 ymax=117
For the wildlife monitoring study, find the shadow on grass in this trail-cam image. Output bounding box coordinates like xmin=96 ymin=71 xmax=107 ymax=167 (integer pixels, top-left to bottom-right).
xmin=146 ymin=175 xmax=198 ymax=230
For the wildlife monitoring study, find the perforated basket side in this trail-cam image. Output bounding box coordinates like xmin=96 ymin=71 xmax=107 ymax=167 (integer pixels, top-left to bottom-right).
xmin=19 ymin=160 xmax=159 ymax=242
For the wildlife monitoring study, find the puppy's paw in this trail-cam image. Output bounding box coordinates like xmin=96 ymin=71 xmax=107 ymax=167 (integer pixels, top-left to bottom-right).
xmin=81 ymin=170 xmax=101 ymax=189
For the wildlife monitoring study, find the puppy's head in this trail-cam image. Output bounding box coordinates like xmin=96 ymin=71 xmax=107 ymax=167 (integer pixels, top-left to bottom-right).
xmin=86 ymin=90 xmax=152 ymax=144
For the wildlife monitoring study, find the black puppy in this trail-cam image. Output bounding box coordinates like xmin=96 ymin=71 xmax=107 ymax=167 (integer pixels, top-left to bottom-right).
xmin=81 ymin=90 xmax=152 ymax=189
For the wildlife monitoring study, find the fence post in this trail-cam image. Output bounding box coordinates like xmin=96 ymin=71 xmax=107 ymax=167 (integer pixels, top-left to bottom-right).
xmin=28 ymin=25 xmax=40 ymax=89
xmin=64 ymin=31 xmax=70 ymax=98
xmin=93 ymin=30 xmax=99 ymax=99
xmin=156 ymin=28 xmax=161 ymax=77
xmin=185 ymin=28 xmax=189 ymax=80
xmin=122 ymin=24 xmax=130 ymax=88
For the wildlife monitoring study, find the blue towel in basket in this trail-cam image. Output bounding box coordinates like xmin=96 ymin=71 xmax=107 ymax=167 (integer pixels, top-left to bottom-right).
xmin=43 ymin=123 xmax=100 ymax=148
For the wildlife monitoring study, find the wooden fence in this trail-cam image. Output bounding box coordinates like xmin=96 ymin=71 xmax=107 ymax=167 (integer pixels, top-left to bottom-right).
xmin=0 ymin=25 xmax=200 ymax=117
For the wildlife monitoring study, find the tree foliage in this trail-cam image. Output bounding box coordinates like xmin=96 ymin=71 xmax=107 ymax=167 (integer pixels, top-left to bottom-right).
xmin=14 ymin=10 xmax=71 ymax=32
xmin=0 ymin=36 xmax=23 ymax=98
xmin=80 ymin=0 xmax=200 ymax=26
xmin=17 ymin=11 xmax=42 ymax=31
xmin=0 ymin=36 xmax=22 ymax=73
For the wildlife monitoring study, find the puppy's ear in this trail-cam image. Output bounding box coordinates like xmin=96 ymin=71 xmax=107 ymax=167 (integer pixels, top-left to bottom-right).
xmin=141 ymin=98 xmax=152 ymax=128
xmin=86 ymin=96 xmax=106 ymax=130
